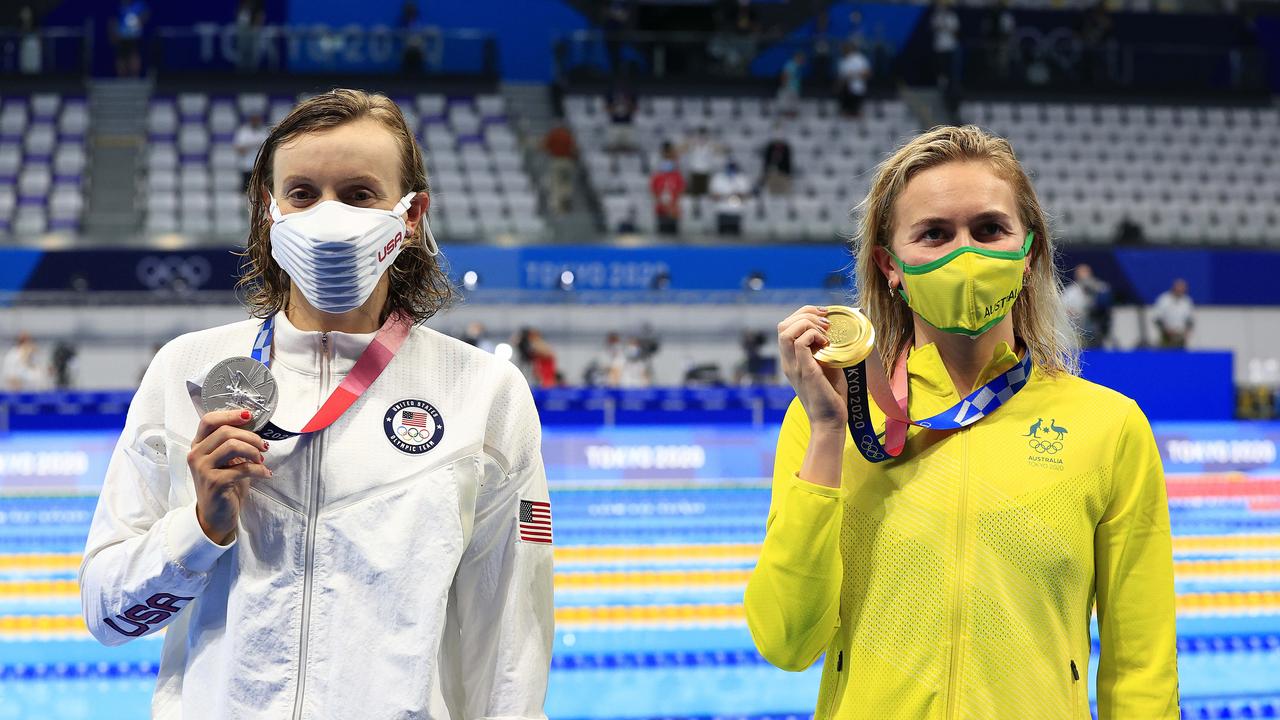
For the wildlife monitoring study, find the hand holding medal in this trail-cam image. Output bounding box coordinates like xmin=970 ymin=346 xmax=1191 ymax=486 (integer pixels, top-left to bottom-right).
xmin=187 ymin=407 xmax=272 ymax=545
xmin=784 ymin=304 xmax=1032 ymax=465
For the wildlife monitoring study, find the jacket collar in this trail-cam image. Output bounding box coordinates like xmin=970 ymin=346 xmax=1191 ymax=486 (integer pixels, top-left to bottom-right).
xmin=269 ymin=311 xmax=378 ymax=377
xmin=905 ymin=340 xmax=1023 ymax=402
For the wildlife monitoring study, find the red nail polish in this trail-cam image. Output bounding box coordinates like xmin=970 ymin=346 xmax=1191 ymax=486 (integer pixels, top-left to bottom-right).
xmin=241 ymin=410 xmax=252 ymax=420
xmin=263 ymin=442 xmax=270 ymax=450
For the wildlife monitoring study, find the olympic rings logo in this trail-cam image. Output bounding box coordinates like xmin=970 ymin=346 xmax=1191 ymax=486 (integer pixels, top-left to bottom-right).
xmin=397 ymin=425 xmax=425 ymax=441
xmin=1028 ymin=439 xmax=1064 ymax=455
xmin=136 ymin=255 xmax=213 ymax=291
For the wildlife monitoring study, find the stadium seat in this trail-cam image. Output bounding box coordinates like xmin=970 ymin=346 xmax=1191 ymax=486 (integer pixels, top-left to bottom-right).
xmin=177 ymin=93 xmax=209 ymax=120
xmin=0 ymin=103 xmax=29 ymax=137
xmin=147 ymin=102 xmax=178 ymax=137
xmin=208 ymin=101 xmax=239 ymax=137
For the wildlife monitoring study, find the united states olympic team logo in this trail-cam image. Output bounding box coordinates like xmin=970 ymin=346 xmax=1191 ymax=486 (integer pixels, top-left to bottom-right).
xmin=383 ymin=399 xmax=444 ymax=455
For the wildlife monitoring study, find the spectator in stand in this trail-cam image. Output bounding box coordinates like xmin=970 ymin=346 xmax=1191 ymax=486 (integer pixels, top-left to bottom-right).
xmin=604 ymin=84 xmax=638 ymax=154
xmin=681 ymin=127 xmax=724 ymax=197
xmin=735 ymin=330 xmax=775 ymax=385
xmin=777 ymin=51 xmax=806 ymax=116
xmin=234 ymin=0 xmax=265 ymax=73
xmin=650 ymin=142 xmax=686 ymax=235
xmin=234 ymin=113 xmax=269 ymax=192
xmin=1080 ymin=1 xmax=1113 ymax=86
xmin=1152 ymin=278 xmax=1195 ymax=349
xmin=51 ymin=341 xmax=77 ymax=390
xmin=542 ymin=119 xmax=577 ymax=214
xmin=761 ymin=125 xmax=794 ymax=196
xmin=619 ymin=336 xmax=652 ymax=387
xmin=709 ymin=158 xmax=752 ymax=236
xmin=931 ymin=0 xmax=961 ymax=93
xmin=2 ymin=332 xmax=47 ymax=391
xmin=18 ymin=5 xmax=41 ymax=76
xmin=398 ymin=0 xmax=426 ymax=75
xmin=836 ymin=41 xmax=871 ymax=119
xmin=585 ymin=333 xmax=625 ymax=386
xmin=982 ymin=0 xmax=1017 ymax=82
xmin=515 ymin=327 xmax=559 ymax=387
xmin=810 ymin=12 xmax=834 ymax=88
xmin=110 ymin=0 xmax=148 ymax=78
xmin=461 ymin=321 xmax=496 ymax=354
xmin=1061 ymin=263 xmax=1112 ymax=349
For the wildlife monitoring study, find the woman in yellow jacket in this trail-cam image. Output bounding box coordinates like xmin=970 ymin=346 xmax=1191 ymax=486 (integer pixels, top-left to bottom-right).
xmin=744 ymin=125 xmax=1178 ymax=720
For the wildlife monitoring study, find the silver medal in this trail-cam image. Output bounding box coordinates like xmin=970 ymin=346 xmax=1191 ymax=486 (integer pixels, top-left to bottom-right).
xmin=199 ymin=356 xmax=278 ymax=432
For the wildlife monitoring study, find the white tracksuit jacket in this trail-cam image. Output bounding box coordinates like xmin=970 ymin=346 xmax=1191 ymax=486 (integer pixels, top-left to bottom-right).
xmin=79 ymin=311 xmax=554 ymax=719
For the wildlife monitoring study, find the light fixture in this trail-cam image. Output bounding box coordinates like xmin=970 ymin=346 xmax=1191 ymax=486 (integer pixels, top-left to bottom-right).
xmin=559 ymin=270 xmax=575 ymax=291
xmin=744 ymin=271 xmax=766 ymax=292
xmin=494 ymin=343 xmax=514 ymax=362
xmin=462 ymin=270 xmax=479 ymax=291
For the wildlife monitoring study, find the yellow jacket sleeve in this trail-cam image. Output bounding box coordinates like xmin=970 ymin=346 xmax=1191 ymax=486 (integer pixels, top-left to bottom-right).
xmin=1093 ymin=401 xmax=1180 ymax=719
xmin=744 ymin=398 xmax=845 ymax=672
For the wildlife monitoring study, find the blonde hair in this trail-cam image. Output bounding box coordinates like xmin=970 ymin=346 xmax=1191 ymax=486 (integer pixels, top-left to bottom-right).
xmin=852 ymin=125 xmax=1079 ymax=376
xmin=237 ymin=88 xmax=455 ymax=324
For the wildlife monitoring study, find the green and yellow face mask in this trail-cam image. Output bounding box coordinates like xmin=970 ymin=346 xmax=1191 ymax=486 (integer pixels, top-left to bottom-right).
xmin=892 ymin=231 xmax=1033 ymax=337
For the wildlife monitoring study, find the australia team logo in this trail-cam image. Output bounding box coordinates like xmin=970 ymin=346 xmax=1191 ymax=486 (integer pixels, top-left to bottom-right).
xmin=384 ymin=399 xmax=444 ymax=455
xmin=1023 ymin=418 xmax=1069 ymax=468
xmin=1025 ymin=417 xmax=1069 ymax=453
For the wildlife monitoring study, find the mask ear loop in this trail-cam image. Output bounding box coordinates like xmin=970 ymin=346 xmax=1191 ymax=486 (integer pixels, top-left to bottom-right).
xmin=421 ymin=219 xmax=440 ymax=257
xmin=268 ymin=194 xmax=285 ymax=223
xmin=396 ymin=192 xmax=440 ymax=257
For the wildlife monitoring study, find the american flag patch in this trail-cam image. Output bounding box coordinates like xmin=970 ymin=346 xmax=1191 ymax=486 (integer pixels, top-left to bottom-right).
xmin=401 ymin=410 xmax=428 ymax=428
xmin=519 ymin=500 xmax=553 ymax=545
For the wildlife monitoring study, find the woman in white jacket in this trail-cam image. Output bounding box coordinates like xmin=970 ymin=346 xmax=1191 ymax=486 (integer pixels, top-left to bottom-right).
xmin=80 ymin=89 xmax=554 ymax=720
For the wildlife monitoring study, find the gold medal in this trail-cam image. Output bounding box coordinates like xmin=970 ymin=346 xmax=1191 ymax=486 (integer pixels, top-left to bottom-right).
xmin=813 ymin=305 xmax=875 ymax=368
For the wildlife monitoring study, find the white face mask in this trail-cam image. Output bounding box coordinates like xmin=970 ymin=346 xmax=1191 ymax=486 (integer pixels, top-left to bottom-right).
xmin=268 ymin=192 xmax=439 ymax=315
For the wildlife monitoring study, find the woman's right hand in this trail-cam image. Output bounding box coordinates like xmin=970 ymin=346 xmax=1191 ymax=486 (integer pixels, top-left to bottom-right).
xmin=777 ymin=306 xmax=848 ymax=433
xmin=188 ymin=409 xmax=272 ymax=545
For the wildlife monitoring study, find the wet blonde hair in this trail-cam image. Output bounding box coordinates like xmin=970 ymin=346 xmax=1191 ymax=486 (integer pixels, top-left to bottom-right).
xmin=853 ymin=125 xmax=1079 ymax=376
xmin=237 ymin=88 xmax=455 ymax=324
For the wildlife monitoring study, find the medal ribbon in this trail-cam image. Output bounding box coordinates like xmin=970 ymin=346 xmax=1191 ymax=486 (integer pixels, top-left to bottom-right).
xmin=248 ymin=312 xmax=412 ymax=441
xmin=843 ymin=347 xmax=1032 ymax=463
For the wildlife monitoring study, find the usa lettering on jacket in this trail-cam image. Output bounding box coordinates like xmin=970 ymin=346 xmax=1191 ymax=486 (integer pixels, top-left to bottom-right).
xmin=103 ymin=592 xmax=194 ymax=637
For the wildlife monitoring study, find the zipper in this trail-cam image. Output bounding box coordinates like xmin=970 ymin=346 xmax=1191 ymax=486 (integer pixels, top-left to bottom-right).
xmin=820 ymin=649 xmax=845 ymax=719
xmin=292 ymin=332 xmax=329 ymax=720
xmin=944 ymin=431 xmax=971 ymax=720
xmin=1070 ymin=659 xmax=1080 ymax=718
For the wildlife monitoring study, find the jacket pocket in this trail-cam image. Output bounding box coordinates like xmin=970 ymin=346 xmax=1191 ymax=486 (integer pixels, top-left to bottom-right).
xmin=1070 ymin=659 xmax=1081 ymax=718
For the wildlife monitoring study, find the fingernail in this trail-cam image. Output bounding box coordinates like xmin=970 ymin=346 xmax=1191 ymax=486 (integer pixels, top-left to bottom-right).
xmin=263 ymin=442 xmax=270 ymax=450
xmin=259 ymin=456 xmax=266 ymax=464
xmin=817 ymin=306 xmax=828 ymax=312
xmin=819 ymin=317 xmax=831 ymax=325
xmin=266 ymin=468 xmax=273 ymax=477
xmin=240 ymin=411 xmax=252 ymax=420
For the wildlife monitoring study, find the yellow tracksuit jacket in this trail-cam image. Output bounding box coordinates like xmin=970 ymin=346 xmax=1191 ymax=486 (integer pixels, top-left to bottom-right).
xmin=744 ymin=341 xmax=1179 ymax=720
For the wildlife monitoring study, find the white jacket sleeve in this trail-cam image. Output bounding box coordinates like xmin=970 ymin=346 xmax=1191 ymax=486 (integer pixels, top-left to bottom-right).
xmin=451 ymin=363 xmax=554 ymax=719
xmin=79 ymin=344 xmax=232 ymax=646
